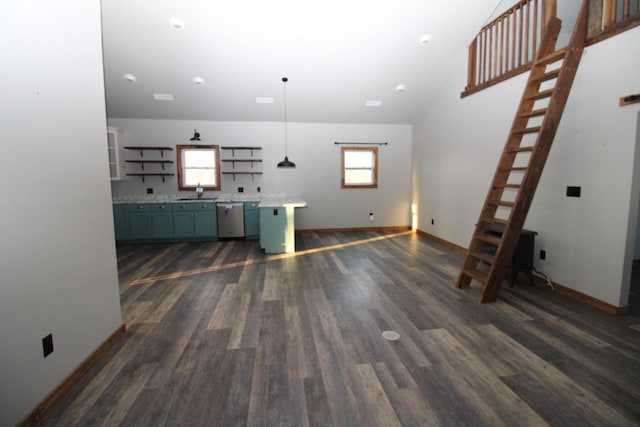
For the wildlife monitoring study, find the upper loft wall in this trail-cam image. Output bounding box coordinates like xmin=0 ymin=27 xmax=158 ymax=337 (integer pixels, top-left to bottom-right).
xmin=412 ymin=26 xmax=640 ymax=307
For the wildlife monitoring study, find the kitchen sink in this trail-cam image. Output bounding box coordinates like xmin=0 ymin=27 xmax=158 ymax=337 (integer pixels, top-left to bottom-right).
xmin=177 ymin=197 xmax=218 ymax=201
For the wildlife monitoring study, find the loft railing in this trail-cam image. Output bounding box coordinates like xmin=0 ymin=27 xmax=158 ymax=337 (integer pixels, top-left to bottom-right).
xmin=462 ymin=0 xmax=639 ymax=97
xmin=463 ymin=0 xmax=555 ymax=97
xmin=588 ymin=0 xmax=640 ymax=42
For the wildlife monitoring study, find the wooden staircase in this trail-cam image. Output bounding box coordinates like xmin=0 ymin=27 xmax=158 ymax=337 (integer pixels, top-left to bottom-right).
xmin=456 ymin=1 xmax=588 ymax=303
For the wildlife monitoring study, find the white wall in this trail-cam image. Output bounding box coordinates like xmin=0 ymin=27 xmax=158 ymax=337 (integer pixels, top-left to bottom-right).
xmin=109 ymin=119 xmax=413 ymax=230
xmin=413 ymin=27 xmax=640 ymax=308
xmin=0 ymin=2 xmax=123 ymax=425
xmin=634 ymin=112 xmax=640 ymax=260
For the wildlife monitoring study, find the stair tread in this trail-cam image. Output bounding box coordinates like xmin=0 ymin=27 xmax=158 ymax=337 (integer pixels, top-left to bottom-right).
xmin=536 ymin=48 xmax=567 ymax=66
xmin=477 ymin=234 xmax=502 ymax=245
xmin=519 ymin=108 xmax=548 ymax=118
xmin=481 ymin=217 xmax=508 ymax=226
xmin=531 ymin=68 xmax=561 ymax=84
xmin=494 ymin=183 xmax=521 ymax=189
xmin=488 ymin=199 xmax=515 ymax=207
xmin=509 ymin=146 xmax=535 ymax=153
xmin=513 ymin=126 xmax=541 ymax=134
xmin=527 ymin=88 xmax=554 ymax=100
xmin=470 ymin=251 xmax=495 ymax=264
xmin=462 ymin=268 xmax=488 ymax=284
xmin=500 ymin=166 xmax=527 ymax=171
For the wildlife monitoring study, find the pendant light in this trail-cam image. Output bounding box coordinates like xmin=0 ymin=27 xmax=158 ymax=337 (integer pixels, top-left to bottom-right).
xmin=277 ymin=77 xmax=296 ymax=168
xmin=190 ymin=129 xmax=201 ymax=141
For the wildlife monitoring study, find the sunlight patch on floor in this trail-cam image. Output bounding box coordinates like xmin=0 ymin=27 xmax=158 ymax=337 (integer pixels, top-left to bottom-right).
xmin=129 ymin=230 xmax=413 ymax=286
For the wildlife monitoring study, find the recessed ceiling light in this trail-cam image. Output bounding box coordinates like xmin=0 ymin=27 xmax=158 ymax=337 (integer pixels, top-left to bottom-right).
xmin=153 ymin=93 xmax=174 ymax=101
xmin=419 ymin=33 xmax=432 ymax=44
xmin=123 ymin=73 xmax=137 ymax=82
xmin=395 ymin=84 xmax=407 ymax=92
xmin=192 ymin=76 xmax=205 ymax=85
xmin=169 ymin=17 xmax=184 ymax=29
xmin=365 ymin=100 xmax=383 ymax=107
xmin=256 ymin=97 xmax=274 ymax=104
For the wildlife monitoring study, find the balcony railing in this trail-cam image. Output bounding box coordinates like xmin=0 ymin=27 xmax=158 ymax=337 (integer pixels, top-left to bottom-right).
xmin=588 ymin=0 xmax=640 ymax=42
xmin=462 ymin=0 xmax=639 ymax=97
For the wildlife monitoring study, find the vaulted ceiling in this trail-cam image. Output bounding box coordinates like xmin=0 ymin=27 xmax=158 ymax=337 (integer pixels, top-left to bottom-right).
xmin=101 ymin=0 xmax=502 ymax=124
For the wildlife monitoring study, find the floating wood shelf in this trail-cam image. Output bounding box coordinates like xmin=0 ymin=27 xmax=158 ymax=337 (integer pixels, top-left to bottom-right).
xmin=221 ymin=171 xmax=263 ymax=181
xmin=221 ymin=159 xmax=262 ymax=168
xmin=220 ymin=146 xmax=262 ymax=180
xmin=125 ymin=160 xmax=174 ymax=170
xmin=221 ymin=146 xmax=262 ymax=156
xmin=124 ymin=146 xmax=173 ymax=157
xmin=126 ymin=173 xmax=174 ymax=183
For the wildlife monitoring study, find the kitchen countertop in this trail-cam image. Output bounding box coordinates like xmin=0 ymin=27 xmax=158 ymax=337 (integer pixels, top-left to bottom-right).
xmin=112 ymin=193 xmax=307 ymax=208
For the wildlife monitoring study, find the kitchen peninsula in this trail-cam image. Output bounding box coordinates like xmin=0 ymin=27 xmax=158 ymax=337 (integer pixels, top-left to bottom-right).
xmin=112 ymin=193 xmax=307 ymax=253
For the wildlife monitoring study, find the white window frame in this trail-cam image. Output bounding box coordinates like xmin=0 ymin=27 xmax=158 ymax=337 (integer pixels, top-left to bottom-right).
xmin=177 ymin=145 xmax=221 ymax=191
xmin=341 ymin=146 xmax=378 ymax=189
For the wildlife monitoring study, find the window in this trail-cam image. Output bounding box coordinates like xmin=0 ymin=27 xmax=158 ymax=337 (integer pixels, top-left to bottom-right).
xmin=177 ymin=145 xmax=221 ymax=191
xmin=341 ymin=146 xmax=378 ymax=189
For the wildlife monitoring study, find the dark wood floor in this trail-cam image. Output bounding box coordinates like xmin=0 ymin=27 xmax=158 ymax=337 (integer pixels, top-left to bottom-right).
xmin=37 ymin=231 xmax=640 ymax=426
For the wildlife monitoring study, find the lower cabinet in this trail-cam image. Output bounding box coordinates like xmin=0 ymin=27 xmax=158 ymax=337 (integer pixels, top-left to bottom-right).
xmin=244 ymin=201 xmax=260 ymax=240
xmin=112 ymin=204 xmax=130 ymax=240
xmin=173 ymin=203 xmax=196 ymax=238
xmin=151 ymin=203 xmax=173 ymax=238
xmin=260 ymin=206 xmax=295 ymax=253
xmin=193 ymin=203 xmax=217 ymax=238
xmin=114 ymin=202 xmax=217 ymax=243
xmin=128 ymin=204 xmax=153 ymax=240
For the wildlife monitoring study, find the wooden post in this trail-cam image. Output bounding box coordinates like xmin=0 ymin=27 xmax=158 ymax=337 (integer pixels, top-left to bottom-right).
xmin=467 ymin=38 xmax=477 ymax=90
xmin=602 ymin=0 xmax=616 ymax=29
xmin=588 ymin=0 xmax=604 ymax=36
xmin=543 ymin=0 xmax=557 ymax=31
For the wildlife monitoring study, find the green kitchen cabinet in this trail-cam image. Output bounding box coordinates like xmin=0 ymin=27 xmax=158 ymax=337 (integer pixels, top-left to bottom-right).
xmin=112 ymin=204 xmax=130 ymax=240
xmin=151 ymin=203 xmax=173 ymax=238
xmin=128 ymin=203 xmax=153 ymax=240
xmin=193 ymin=202 xmax=217 ymax=238
xmin=172 ymin=203 xmax=195 ymax=238
xmin=115 ymin=201 xmax=218 ymax=243
xmin=244 ymin=201 xmax=260 ymax=240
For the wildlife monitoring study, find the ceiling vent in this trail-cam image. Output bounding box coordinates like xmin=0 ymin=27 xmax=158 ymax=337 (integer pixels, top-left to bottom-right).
xmin=153 ymin=93 xmax=174 ymax=101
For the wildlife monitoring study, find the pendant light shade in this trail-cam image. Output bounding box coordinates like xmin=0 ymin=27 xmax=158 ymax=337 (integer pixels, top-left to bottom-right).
xmin=277 ymin=77 xmax=296 ymax=168
xmin=277 ymin=156 xmax=296 ymax=168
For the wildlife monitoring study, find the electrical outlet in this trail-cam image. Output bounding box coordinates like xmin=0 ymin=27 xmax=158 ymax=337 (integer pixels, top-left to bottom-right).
xmin=238 ymin=187 xmax=244 ymax=193
xmin=369 ymin=213 xmax=374 ymax=221
xmin=540 ymin=250 xmax=546 ymax=260
xmin=42 ymin=334 xmax=54 ymax=358
xmin=566 ymin=186 xmax=581 ymax=197
xmin=257 ymin=187 xmax=261 ymax=193
xmin=146 ymin=188 xmax=153 ymax=194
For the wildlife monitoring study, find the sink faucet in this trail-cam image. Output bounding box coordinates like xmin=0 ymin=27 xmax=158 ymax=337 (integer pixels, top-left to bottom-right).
xmin=196 ymin=183 xmax=204 ymax=199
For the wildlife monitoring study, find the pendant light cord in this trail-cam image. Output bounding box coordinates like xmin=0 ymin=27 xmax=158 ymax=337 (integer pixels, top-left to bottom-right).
xmin=283 ymin=77 xmax=288 ymax=157
xmin=276 ymin=76 xmax=295 ymax=167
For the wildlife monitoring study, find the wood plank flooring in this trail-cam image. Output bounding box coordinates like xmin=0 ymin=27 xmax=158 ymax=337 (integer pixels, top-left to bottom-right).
xmin=37 ymin=231 xmax=640 ymax=426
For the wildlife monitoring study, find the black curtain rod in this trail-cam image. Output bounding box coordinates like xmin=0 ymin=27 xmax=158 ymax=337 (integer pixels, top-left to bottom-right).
xmin=334 ymin=142 xmax=388 ymax=146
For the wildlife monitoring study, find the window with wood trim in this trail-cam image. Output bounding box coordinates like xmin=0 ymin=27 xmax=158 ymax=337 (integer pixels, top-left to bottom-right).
xmin=341 ymin=146 xmax=378 ymax=189
xmin=176 ymin=145 xmax=221 ymax=191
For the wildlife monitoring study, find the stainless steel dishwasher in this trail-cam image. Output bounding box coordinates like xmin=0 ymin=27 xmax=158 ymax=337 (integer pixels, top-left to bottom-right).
xmin=217 ymin=202 xmax=245 ymax=238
